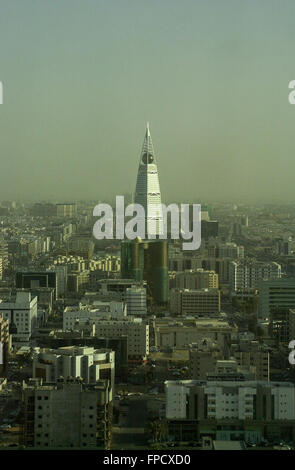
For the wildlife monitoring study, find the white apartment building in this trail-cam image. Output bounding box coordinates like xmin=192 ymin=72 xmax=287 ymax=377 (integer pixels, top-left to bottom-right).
xmin=125 ymin=287 xmax=147 ymax=316
xmin=0 ymin=291 xmax=37 ymax=346
xmin=63 ymin=308 xmax=149 ymax=359
xmin=33 ymin=346 xmax=115 ymax=388
xmin=165 ymin=379 xmax=295 ymax=421
xmin=229 ymin=260 xmax=281 ymax=293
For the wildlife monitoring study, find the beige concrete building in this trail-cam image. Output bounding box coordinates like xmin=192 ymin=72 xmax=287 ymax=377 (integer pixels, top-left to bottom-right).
xmin=174 ymin=269 xmax=219 ymax=290
xmin=189 ymin=340 xmax=223 ymax=380
xmin=22 ymin=378 xmax=112 ymax=449
xmin=154 ymin=317 xmax=236 ymax=351
xmin=67 ymin=270 xmax=89 ymax=293
xmin=56 ymin=203 xmax=77 ymax=218
xmin=234 ymin=350 xmax=269 ymax=381
xmin=170 ymin=288 xmax=220 ymax=316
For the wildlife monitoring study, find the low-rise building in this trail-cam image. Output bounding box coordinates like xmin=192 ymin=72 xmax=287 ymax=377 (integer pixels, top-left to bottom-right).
xmin=22 ymin=377 xmax=112 ymax=449
xmin=165 ymin=378 xmax=295 ymax=442
xmin=63 ymin=308 xmax=149 ymax=360
xmin=154 ymin=317 xmax=235 ymax=354
xmin=33 ymin=346 xmax=115 ymax=389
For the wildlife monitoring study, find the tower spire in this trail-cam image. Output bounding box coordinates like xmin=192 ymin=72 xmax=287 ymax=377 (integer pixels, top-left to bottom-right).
xmin=140 ymin=122 xmax=155 ymax=163
xmin=134 ymin=123 xmax=164 ymax=237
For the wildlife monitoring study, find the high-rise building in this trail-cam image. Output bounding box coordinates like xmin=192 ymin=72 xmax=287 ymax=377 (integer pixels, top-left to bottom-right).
xmin=134 ymin=123 xmax=163 ymax=237
xmin=125 ymin=286 xmax=147 ymax=316
xmin=121 ymin=239 xmax=168 ymax=304
xmin=0 ymin=314 xmax=9 ymax=376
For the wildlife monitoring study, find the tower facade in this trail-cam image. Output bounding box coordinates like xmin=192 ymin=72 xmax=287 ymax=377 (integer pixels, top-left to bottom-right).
xmin=134 ymin=123 xmax=163 ymax=237
xmin=121 ymin=238 xmax=168 ymax=305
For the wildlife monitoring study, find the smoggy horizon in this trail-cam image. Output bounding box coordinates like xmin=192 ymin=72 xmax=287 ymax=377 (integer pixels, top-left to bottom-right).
xmin=1 ymin=0 xmax=295 ymax=204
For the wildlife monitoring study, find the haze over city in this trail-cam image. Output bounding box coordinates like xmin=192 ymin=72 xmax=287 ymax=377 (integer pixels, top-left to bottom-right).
xmin=0 ymin=0 xmax=295 ymax=203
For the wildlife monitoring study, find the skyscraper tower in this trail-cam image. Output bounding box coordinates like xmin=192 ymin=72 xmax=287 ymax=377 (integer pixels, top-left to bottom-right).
xmin=134 ymin=123 xmax=163 ymax=237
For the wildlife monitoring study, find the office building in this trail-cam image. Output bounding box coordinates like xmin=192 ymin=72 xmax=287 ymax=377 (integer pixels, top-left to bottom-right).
xmin=258 ymin=277 xmax=295 ymax=318
xmin=170 ymin=288 xmax=220 ymax=316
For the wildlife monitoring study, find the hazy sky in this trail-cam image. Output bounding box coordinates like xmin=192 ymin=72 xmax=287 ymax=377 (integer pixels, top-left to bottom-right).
xmin=1 ymin=0 xmax=295 ymax=203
